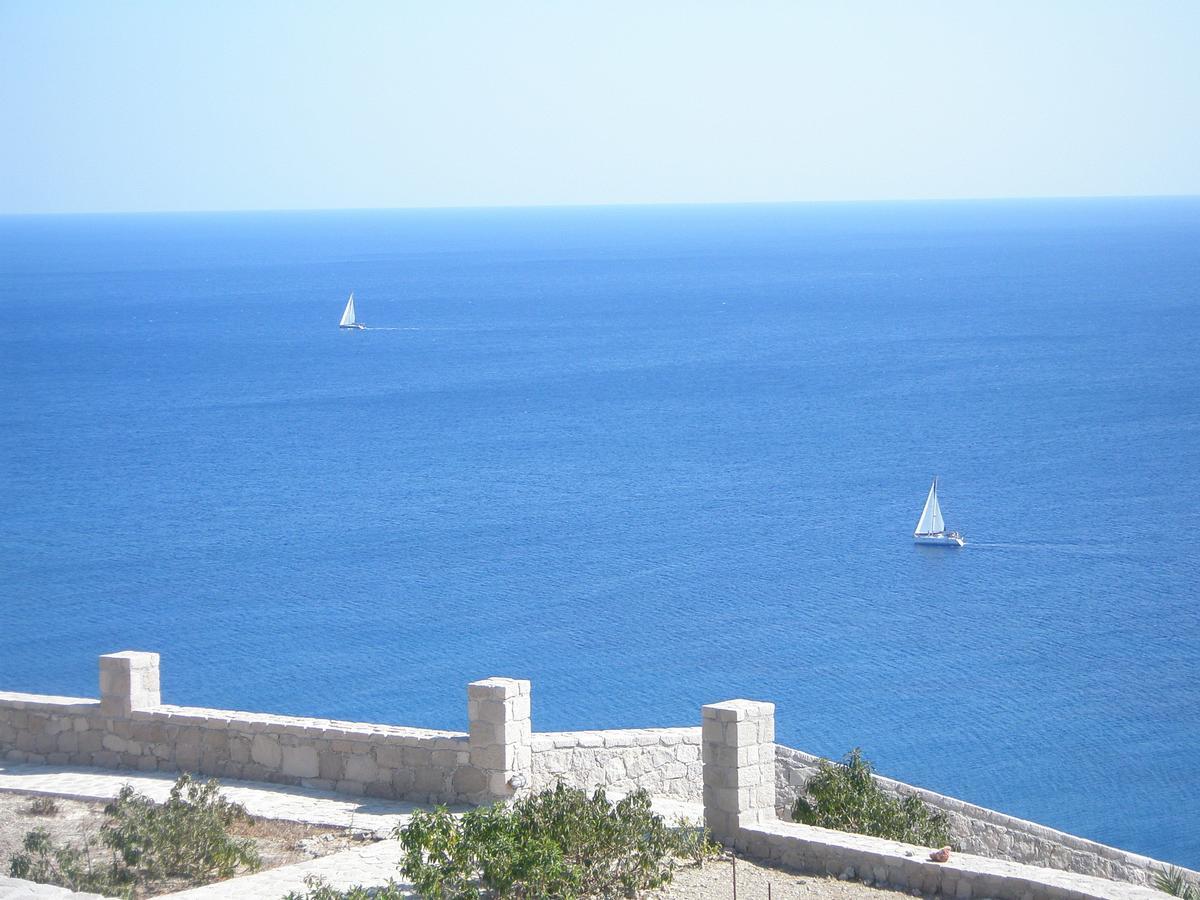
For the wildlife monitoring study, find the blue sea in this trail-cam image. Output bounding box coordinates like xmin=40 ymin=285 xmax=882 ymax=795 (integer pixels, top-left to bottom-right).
xmin=1 ymin=199 xmax=1198 ymax=866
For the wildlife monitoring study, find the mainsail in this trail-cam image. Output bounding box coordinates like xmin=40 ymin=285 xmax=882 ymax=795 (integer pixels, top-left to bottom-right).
xmin=915 ymin=478 xmax=945 ymax=535
xmin=339 ymin=293 xmax=357 ymax=327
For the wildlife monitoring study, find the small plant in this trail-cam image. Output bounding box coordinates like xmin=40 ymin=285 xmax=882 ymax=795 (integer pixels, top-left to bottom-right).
xmin=791 ymin=748 xmax=953 ymax=848
xmin=9 ymin=827 xmax=133 ymax=898
xmin=24 ymin=796 xmax=61 ymax=816
xmin=1156 ymin=866 xmax=1199 ymax=898
xmin=8 ymin=774 xmax=260 ymax=897
xmin=671 ymin=817 xmax=723 ymax=867
xmin=396 ymin=783 xmax=710 ymax=898
xmin=283 ymin=873 xmax=410 ymax=899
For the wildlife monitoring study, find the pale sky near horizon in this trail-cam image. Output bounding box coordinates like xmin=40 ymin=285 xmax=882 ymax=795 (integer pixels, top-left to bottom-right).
xmin=1 ymin=1 xmax=1198 ymax=215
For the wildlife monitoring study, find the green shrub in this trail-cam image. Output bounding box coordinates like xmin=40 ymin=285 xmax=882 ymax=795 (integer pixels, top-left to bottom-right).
xmin=8 ymin=774 xmax=260 ymax=897
xmin=102 ymin=773 xmax=261 ymax=881
xmin=791 ymin=748 xmax=953 ymax=848
xmin=670 ymin=817 xmax=723 ymax=868
xmin=9 ymin=827 xmax=132 ymax=898
xmin=395 ymin=783 xmax=717 ymax=898
xmin=283 ymin=873 xmax=410 ymax=899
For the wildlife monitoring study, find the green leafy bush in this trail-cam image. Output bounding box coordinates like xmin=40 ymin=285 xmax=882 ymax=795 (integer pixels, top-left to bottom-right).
xmin=8 ymin=774 xmax=260 ymax=897
xmin=396 ymin=783 xmax=717 ymax=898
xmin=102 ymin=773 xmax=261 ymax=881
xmin=9 ymin=827 xmax=133 ymax=898
xmin=791 ymin=748 xmax=953 ymax=848
xmin=284 ymin=873 xmax=410 ymax=899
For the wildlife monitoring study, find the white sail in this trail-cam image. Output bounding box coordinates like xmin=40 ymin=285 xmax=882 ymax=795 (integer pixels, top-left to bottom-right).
xmin=339 ymin=293 xmax=357 ymax=327
xmin=914 ymin=478 xmax=945 ymax=535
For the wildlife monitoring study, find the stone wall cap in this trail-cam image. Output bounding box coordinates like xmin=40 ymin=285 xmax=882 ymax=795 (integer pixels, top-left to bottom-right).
xmin=702 ymin=700 xmax=774 ymax=721
xmin=141 ymin=704 xmax=465 ymax=739
xmin=738 ymin=820 xmax=1167 ymax=899
xmin=0 ymin=691 xmax=100 ymax=709
xmin=467 ymin=677 xmax=530 ymax=697
xmin=99 ymin=651 xmax=160 ymax=662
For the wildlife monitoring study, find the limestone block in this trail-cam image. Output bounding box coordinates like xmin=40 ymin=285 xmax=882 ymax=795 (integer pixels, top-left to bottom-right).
xmin=375 ymin=746 xmax=405 ymax=769
xmin=453 ymin=766 xmax=487 ymax=795
xmin=176 ymin=743 xmax=201 ymax=771
xmin=402 ymin=746 xmax=434 ymax=768
xmin=414 ymin=767 xmax=447 ymax=794
xmin=281 ymin=745 xmax=320 ymax=778
xmin=102 ymin=733 xmax=127 ymax=753
xmin=99 ymin=651 xmax=161 ymax=716
xmin=603 ymin=756 xmax=626 ymax=783
xmin=470 ymin=743 xmax=509 ymax=771
xmin=319 ymin=750 xmax=344 ymax=780
xmin=392 ymin=768 xmax=416 ymax=793
xmin=466 ymin=677 xmax=526 ymax=702
xmin=432 ymin=749 xmax=460 ymax=768
xmin=344 ymin=753 xmax=379 ymax=783
xmin=251 ymin=733 xmax=282 ymax=769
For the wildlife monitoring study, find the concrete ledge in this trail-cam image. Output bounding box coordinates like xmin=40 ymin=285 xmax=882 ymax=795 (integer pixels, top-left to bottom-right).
xmin=532 ymin=727 xmax=699 ymax=751
xmin=775 ymin=744 xmax=1183 ymax=886
xmin=144 ymin=705 xmax=465 ymax=741
xmin=738 ymin=819 xmax=1166 ymax=900
xmin=0 ymin=692 xmax=101 ymax=711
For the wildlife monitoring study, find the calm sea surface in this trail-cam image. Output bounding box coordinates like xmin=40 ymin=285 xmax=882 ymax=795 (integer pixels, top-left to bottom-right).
xmin=1 ymin=199 xmax=1198 ymax=865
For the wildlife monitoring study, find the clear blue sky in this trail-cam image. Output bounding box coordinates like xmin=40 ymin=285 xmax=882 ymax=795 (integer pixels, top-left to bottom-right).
xmin=2 ymin=1 xmax=1197 ymax=214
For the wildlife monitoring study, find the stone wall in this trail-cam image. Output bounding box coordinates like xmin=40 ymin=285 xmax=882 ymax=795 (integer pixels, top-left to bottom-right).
xmin=0 ymin=652 xmax=527 ymax=807
xmin=530 ymin=727 xmax=702 ymax=800
xmin=711 ymin=700 xmax=1167 ymax=900
xmin=2 ymin=650 xmax=1194 ymax=893
xmin=775 ymin=743 xmax=1174 ymax=888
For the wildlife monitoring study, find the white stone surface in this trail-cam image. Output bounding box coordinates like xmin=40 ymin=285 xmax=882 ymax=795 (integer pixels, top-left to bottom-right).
xmin=0 ymin=877 xmax=106 ymax=899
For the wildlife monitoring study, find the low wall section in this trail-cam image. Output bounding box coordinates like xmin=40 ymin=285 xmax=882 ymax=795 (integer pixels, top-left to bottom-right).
xmin=530 ymin=727 xmax=701 ymax=800
xmin=0 ymin=652 xmax=528 ymax=807
xmin=2 ymin=650 xmax=1195 ymax=896
xmin=775 ymin=744 xmax=1173 ymax=888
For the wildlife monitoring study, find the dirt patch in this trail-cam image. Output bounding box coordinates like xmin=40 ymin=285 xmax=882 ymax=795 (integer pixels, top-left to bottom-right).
xmin=0 ymin=790 xmax=372 ymax=897
xmin=657 ymin=856 xmax=920 ymax=899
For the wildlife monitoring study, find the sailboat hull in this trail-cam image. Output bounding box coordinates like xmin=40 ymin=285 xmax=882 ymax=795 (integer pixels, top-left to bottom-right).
xmin=914 ymin=533 xmax=965 ymax=547
xmin=339 ymin=323 xmax=365 ymax=330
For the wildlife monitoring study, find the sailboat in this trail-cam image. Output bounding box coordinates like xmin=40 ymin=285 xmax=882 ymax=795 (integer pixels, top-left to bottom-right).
xmin=339 ymin=292 xmax=365 ymax=330
xmin=913 ymin=477 xmax=965 ymax=547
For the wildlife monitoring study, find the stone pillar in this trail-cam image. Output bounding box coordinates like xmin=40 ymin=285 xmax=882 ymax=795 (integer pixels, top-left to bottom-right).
xmin=99 ymin=651 xmax=161 ymax=716
xmin=702 ymin=699 xmax=776 ymax=845
xmin=467 ymin=677 xmax=532 ymax=803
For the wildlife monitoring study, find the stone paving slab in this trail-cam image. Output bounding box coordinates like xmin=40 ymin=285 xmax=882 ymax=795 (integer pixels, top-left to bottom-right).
xmin=0 ymin=875 xmax=105 ymax=899
xmin=166 ymin=838 xmax=414 ymax=899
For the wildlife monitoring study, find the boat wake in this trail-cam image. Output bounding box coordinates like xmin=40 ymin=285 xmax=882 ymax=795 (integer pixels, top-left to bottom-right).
xmin=360 ymin=326 xmax=420 ymax=331
xmin=967 ymin=541 xmax=1120 ymax=556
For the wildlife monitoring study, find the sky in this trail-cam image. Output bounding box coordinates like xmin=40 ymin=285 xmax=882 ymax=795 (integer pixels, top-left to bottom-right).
xmin=1 ymin=1 xmax=1198 ymax=214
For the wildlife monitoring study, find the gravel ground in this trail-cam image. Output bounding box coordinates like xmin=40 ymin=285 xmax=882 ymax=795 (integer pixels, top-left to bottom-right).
xmin=656 ymin=856 xmax=919 ymax=900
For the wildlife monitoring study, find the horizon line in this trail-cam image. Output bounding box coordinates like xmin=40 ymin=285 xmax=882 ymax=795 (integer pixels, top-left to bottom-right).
xmin=2 ymin=191 xmax=1198 ymax=219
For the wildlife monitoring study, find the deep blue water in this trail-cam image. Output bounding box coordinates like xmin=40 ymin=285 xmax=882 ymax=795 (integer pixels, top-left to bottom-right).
xmin=1 ymin=199 xmax=1198 ymax=866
